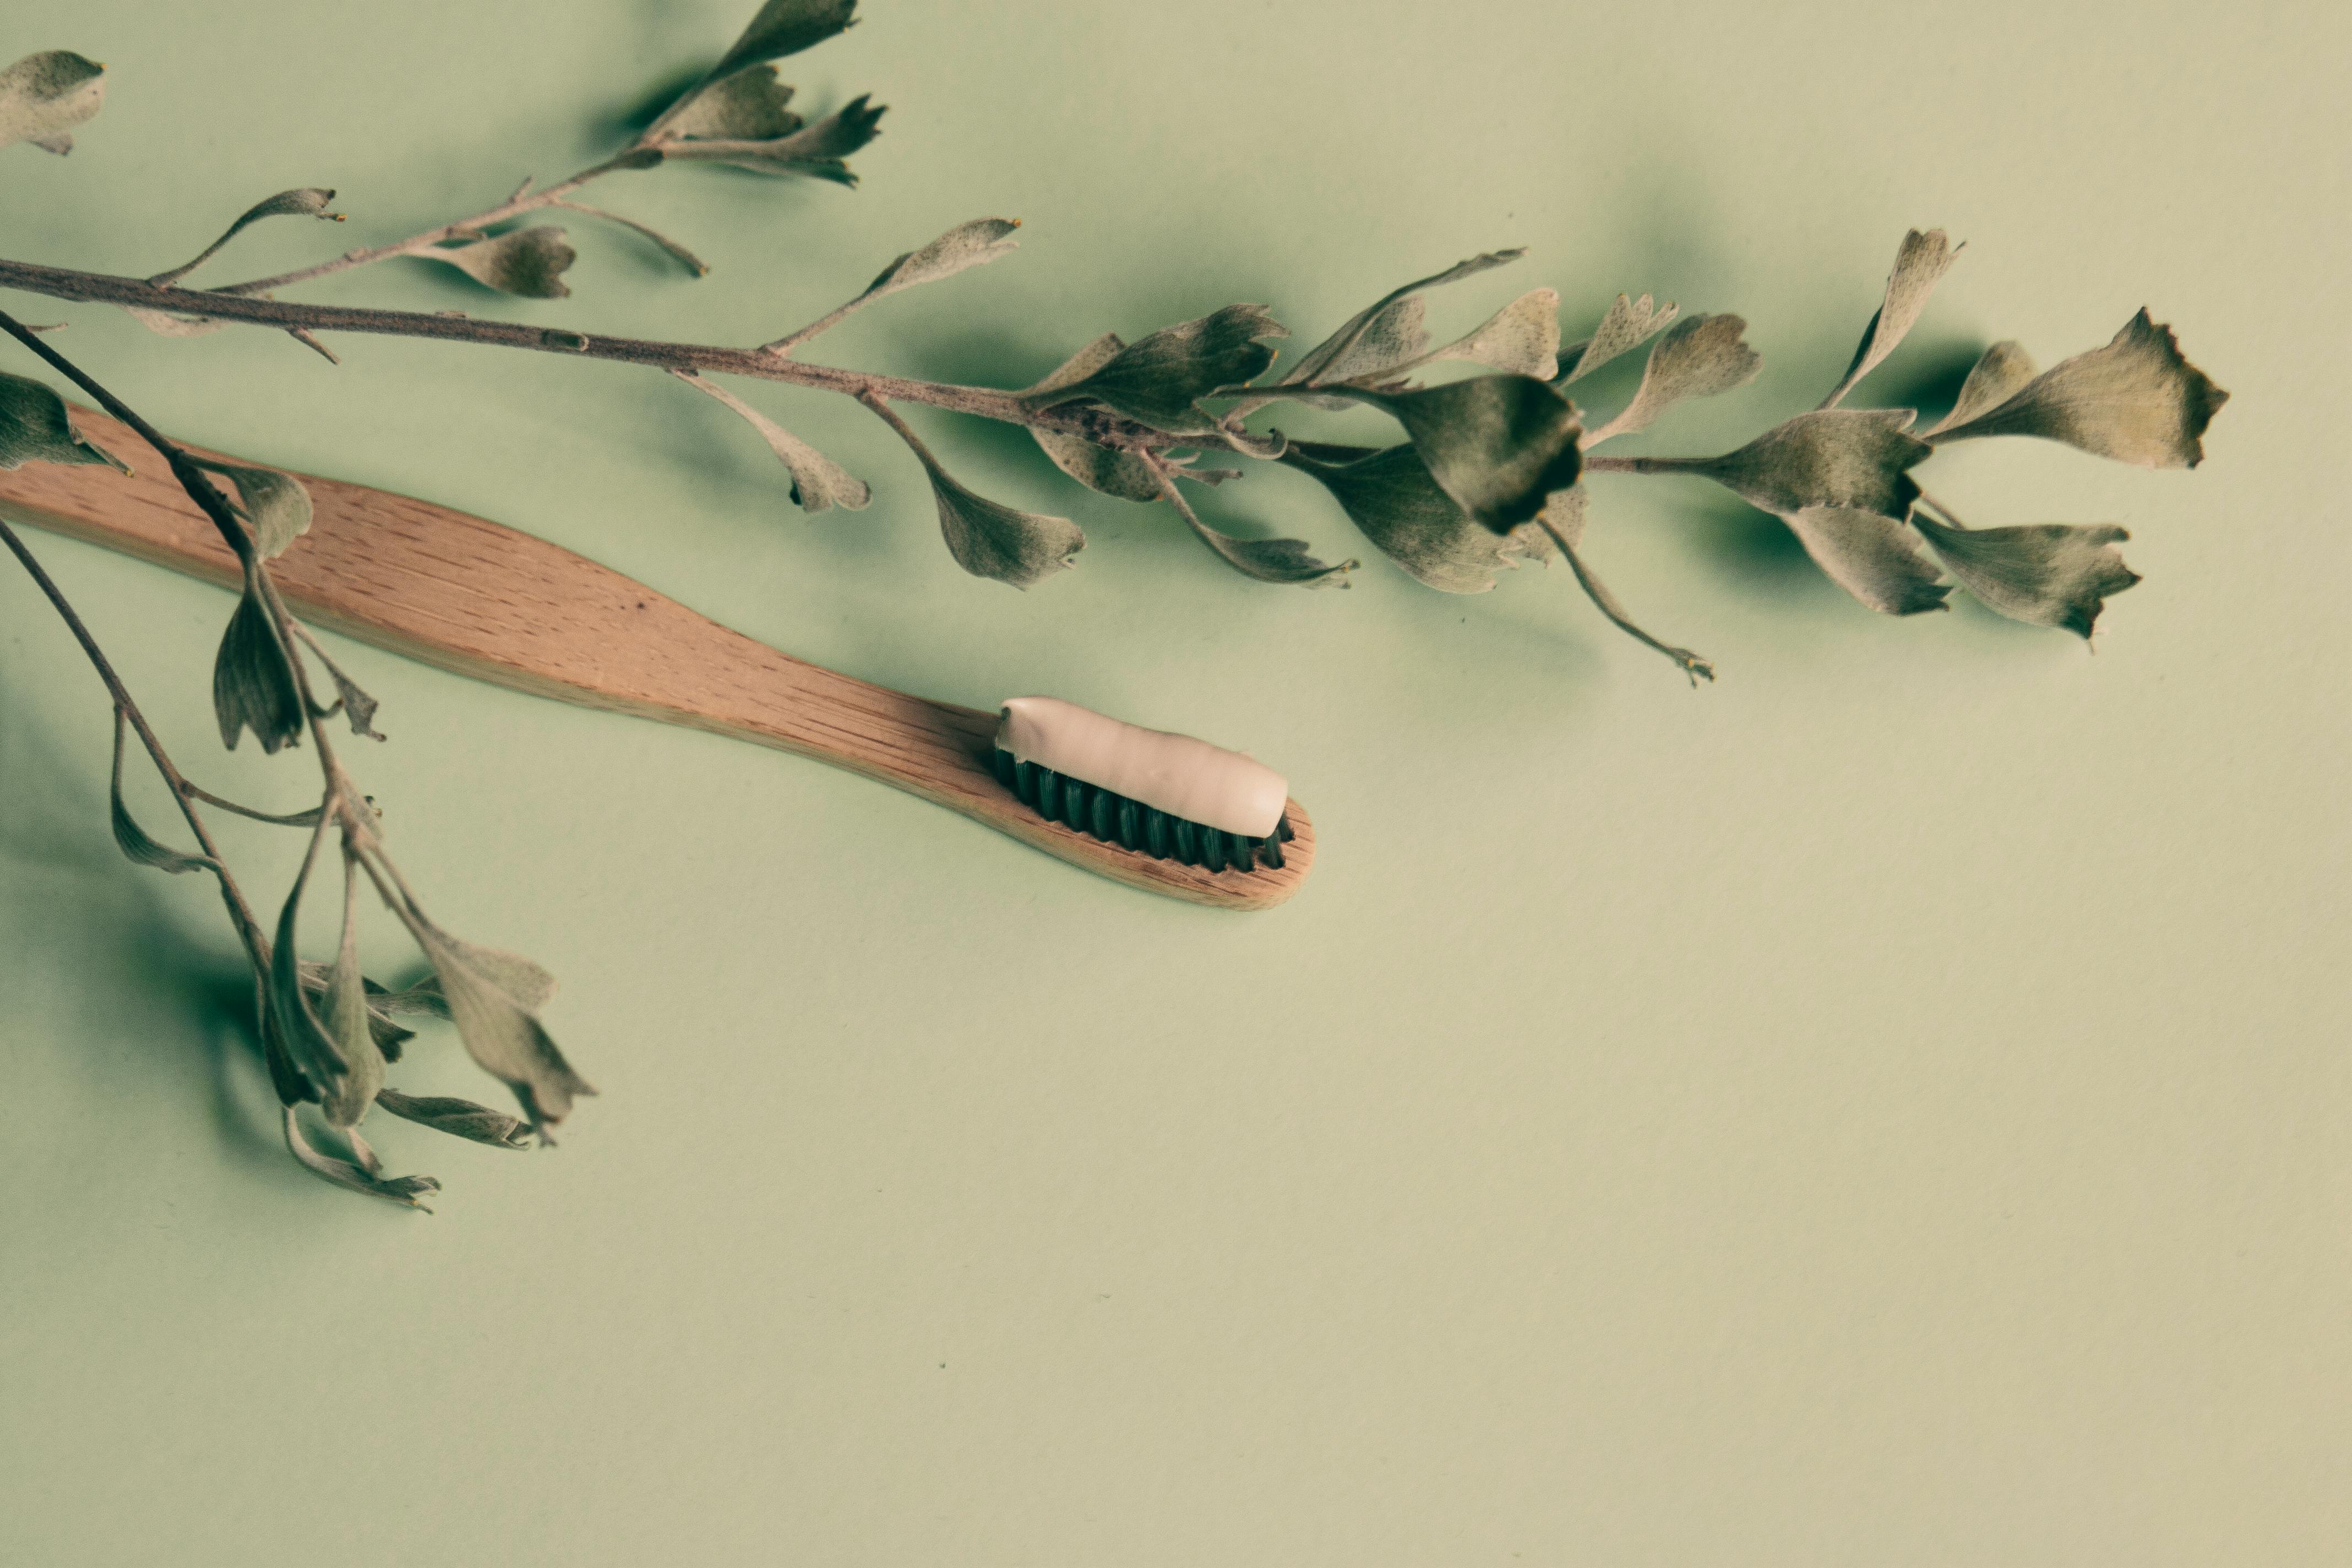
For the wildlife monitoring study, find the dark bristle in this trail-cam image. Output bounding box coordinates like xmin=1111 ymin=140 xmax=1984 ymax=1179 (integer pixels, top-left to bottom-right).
xmin=994 ymin=748 xmax=1271 ymax=874
xmin=1277 ymin=813 xmax=1295 ymax=842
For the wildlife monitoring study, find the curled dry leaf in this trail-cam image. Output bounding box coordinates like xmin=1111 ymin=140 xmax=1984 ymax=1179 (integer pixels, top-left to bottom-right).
xmin=1030 ymin=303 xmax=1287 ymax=433
xmin=150 ymin=187 xmax=340 ymax=286
xmin=283 ymin=1108 xmax=439 ymax=1208
xmin=210 ymin=566 xmax=306 ymax=754
xmin=1912 ymin=514 xmax=2138 ymax=637
xmin=317 ymin=861 xmax=385 ymax=1128
xmin=665 ymin=64 xmax=803 ymax=141
xmin=0 ymin=50 xmax=105 ymax=155
xmin=663 ymin=95 xmax=885 ymax=184
xmin=196 ymin=458 xmax=313 ymax=558
xmin=399 ymin=907 xmax=587 ymax=1134
xmin=1588 ymin=313 xmax=1761 ymax=442
xmin=1284 ymin=442 xmax=1550 ymax=594
xmin=708 ymin=0 xmax=860 ymax=80
xmin=1782 ymin=507 xmax=1950 ymax=616
xmin=1821 ymin=227 xmax=1959 ymax=409
xmin=1346 ymin=375 xmax=1583 ymax=534
xmin=265 ymin=826 xmax=354 ymax=1103
xmin=675 ymin=371 xmax=871 ymax=512
xmin=0 ymin=370 xmax=128 ymax=473
xmin=432 ymin=226 xmax=578 ymax=299
xmin=374 ymin=1088 xmax=534 ymax=1151
xmin=1927 ymin=310 xmax=2228 ymax=468
xmin=1558 ymin=291 xmax=1679 ymax=385
xmin=923 ymin=458 xmax=1086 ymax=588
xmin=1282 ymin=249 xmax=1524 ymax=389
xmin=108 ymin=709 xmax=215 ymax=876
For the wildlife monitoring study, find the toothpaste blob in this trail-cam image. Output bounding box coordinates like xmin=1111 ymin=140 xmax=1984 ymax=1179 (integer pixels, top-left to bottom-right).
xmin=995 ymin=696 xmax=1288 ymax=839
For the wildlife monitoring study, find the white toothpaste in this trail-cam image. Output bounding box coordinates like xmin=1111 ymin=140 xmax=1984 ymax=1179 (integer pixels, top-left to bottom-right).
xmin=995 ymin=696 xmax=1288 ymax=839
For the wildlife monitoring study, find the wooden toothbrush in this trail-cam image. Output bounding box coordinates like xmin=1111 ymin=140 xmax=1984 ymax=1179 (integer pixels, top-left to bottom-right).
xmin=0 ymin=404 xmax=1314 ymax=911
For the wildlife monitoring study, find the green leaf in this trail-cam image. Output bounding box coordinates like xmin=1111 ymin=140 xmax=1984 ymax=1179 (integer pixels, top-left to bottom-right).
xmin=1285 ymin=442 xmax=1550 ymax=594
xmin=1023 ymin=335 xmax=1166 ymax=502
xmin=0 ymin=371 xmax=128 ymax=472
xmin=665 ymin=63 xmax=802 ymax=141
xmin=661 ymin=95 xmax=885 ymax=184
xmin=211 ymin=568 xmax=306 ymax=754
xmin=709 ymin=0 xmax=859 ymax=80
xmin=150 ymin=187 xmax=340 ymax=286
xmin=1027 ymin=303 xmax=1287 ymax=433
xmin=282 ymin=1108 xmax=439 ymax=1209
xmin=108 ymin=710 xmax=215 ymax=877
xmin=0 ymin=51 xmax=105 ymax=156
xmin=1821 ymin=228 xmax=1959 ymax=409
xmin=1346 ymin=374 xmax=1584 ymax=533
xmin=1781 ymin=507 xmax=1950 ymax=616
xmin=1282 ymin=250 xmax=1523 ymax=389
xmin=1540 ymin=487 xmax=1714 ymax=684
xmin=195 ymin=459 xmax=312 ymax=558
xmin=317 ymin=861 xmax=385 ymax=1129
xmin=1926 ymin=310 xmax=2228 ymax=468
xmin=1418 ymin=287 xmax=1560 ymax=380
xmin=1911 ymin=514 xmax=2139 ymax=637
xmin=374 ymin=1088 xmax=533 ymax=1151
xmin=675 ymin=371 xmax=870 ymax=513
xmin=1587 ymin=313 xmax=1761 ymax=442
xmin=404 ymin=910 xmax=587 ymax=1134
xmin=432 ymin=227 xmax=577 ymax=299
xmin=1675 ymin=409 xmax=1931 ymax=520
xmin=1557 ymin=291 xmax=1679 ymax=385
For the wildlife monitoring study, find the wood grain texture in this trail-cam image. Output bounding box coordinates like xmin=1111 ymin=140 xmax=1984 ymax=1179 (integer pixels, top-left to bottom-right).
xmin=0 ymin=405 xmax=1314 ymax=911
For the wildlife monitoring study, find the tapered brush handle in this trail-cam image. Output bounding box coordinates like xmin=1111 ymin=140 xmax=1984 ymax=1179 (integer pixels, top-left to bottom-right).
xmin=0 ymin=405 xmax=1313 ymax=911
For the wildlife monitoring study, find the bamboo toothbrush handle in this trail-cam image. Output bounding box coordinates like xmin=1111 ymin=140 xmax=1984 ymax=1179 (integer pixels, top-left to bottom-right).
xmin=0 ymin=405 xmax=1312 ymax=911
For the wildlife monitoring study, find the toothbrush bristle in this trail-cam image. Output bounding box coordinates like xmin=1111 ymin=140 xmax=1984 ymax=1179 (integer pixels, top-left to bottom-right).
xmin=995 ymin=747 xmax=1287 ymax=873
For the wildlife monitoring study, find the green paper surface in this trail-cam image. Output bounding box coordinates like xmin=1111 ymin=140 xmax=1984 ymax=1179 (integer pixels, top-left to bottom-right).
xmin=2 ymin=2 xmax=2345 ymax=1562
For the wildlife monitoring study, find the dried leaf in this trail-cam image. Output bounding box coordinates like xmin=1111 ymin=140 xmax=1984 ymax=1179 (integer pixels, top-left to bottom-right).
xmin=432 ymin=227 xmax=577 ymax=300
xmin=108 ymin=709 xmax=214 ymax=876
xmin=1557 ymin=292 xmax=1679 ymax=385
xmin=1923 ymin=341 xmax=2038 ymax=437
xmin=923 ymin=457 xmax=1085 ymax=588
xmin=1588 ymin=313 xmax=1761 ymax=441
xmin=1028 ymin=303 xmax=1287 ymax=433
xmin=1677 ymin=409 xmax=1931 ymax=520
xmin=211 ymin=568 xmax=305 ymax=754
xmin=1180 ymin=518 xmax=1355 ymax=587
xmin=663 ymin=95 xmax=885 ymax=184
xmin=374 ymin=1088 xmax=533 ymax=1151
xmin=317 ymin=861 xmax=385 ymax=1129
xmin=709 ymin=0 xmax=859 ymax=80
xmin=666 ymin=63 xmax=802 ymax=141
xmin=859 ymin=216 xmax=1020 ymax=301
xmin=1283 ymin=250 xmax=1523 ymax=389
xmin=1822 ymin=228 xmax=1959 ymax=409
xmin=150 ymin=187 xmax=339 ymax=286
xmin=1926 ymin=310 xmax=2228 ymax=468
xmin=0 ymin=370 xmax=129 ymax=473
xmin=1782 ymin=507 xmax=1950 ymax=616
xmin=1346 ymin=374 xmax=1584 ymax=533
xmin=1020 ymin=335 xmax=1163 ymax=500
xmin=282 ymin=1108 xmax=439 ymax=1209
xmin=0 ymin=51 xmax=105 ymax=156
xmin=1419 ymin=287 xmax=1561 ymax=379
xmin=675 ymin=371 xmax=870 ymax=513
xmin=266 ymin=829 xmax=352 ymax=1102
xmin=195 ymin=459 xmax=312 ymax=558
xmin=1285 ymin=442 xmax=1550 ymax=594
xmin=298 ymin=632 xmax=385 ymax=741
xmin=1912 ymin=514 xmax=2138 ymax=637
xmin=402 ymin=910 xmax=587 ymax=1133
xmin=1540 ymin=488 xmax=1714 ymax=684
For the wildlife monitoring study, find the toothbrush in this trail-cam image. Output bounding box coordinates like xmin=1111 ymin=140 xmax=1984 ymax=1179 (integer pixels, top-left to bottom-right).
xmin=0 ymin=404 xmax=1315 ymax=911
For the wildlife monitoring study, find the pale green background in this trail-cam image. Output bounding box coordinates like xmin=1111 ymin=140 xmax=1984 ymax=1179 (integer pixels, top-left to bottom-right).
xmin=2 ymin=1 xmax=2343 ymax=1562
